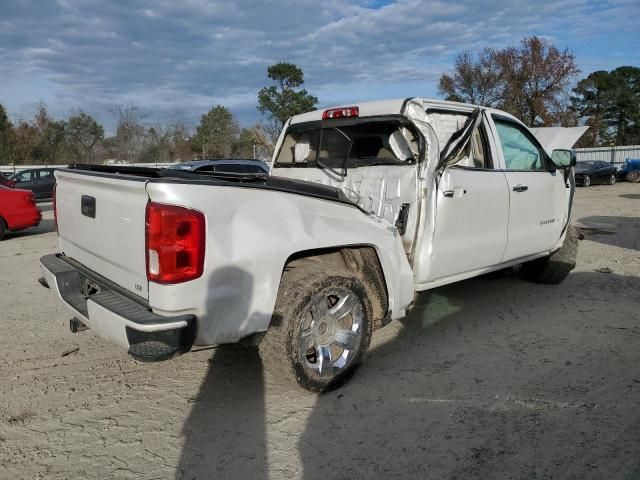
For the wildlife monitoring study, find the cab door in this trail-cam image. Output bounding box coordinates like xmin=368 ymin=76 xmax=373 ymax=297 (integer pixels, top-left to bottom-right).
xmin=490 ymin=116 xmax=566 ymax=261
xmin=428 ymin=116 xmax=510 ymax=280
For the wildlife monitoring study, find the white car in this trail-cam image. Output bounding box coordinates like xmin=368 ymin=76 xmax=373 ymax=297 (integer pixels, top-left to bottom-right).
xmin=39 ymin=98 xmax=577 ymax=391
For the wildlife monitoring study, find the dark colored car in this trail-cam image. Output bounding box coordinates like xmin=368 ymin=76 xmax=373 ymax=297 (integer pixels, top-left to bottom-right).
xmin=619 ymin=159 xmax=640 ymax=183
xmin=169 ymin=159 xmax=270 ymax=175
xmin=8 ymin=168 xmax=57 ymax=199
xmin=574 ymin=161 xmax=617 ymax=187
xmin=0 ymin=185 xmax=42 ymax=240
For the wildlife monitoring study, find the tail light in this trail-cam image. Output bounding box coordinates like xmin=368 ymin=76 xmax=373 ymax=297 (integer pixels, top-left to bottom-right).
xmin=24 ymin=192 xmax=36 ymax=206
xmin=146 ymin=202 xmax=205 ymax=284
xmin=53 ymin=184 xmax=58 ymax=234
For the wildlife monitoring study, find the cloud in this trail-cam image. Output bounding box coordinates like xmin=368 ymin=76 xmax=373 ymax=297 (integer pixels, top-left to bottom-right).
xmin=0 ymin=0 xmax=637 ymax=128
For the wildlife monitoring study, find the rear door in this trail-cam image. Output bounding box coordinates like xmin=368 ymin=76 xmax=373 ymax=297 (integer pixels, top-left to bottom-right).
xmin=37 ymin=169 xmax=56 ymax=198
xmin=428 ymin=112 xmax=510 ymax=280
xmin=490 ymin=116 xmax=565 ymax=261
xmin=55 ymin=169 xmax=150 ymax=299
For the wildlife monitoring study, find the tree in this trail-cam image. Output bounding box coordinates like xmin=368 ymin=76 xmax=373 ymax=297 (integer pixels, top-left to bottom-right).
xmin=438 ymin=37 xmax=579 ymax=126
xmin=232 ymin=128 xmax=257 ymax=159
xmin=65 ymin=111 xmax=105 ymax=162
xmin=438 ymin=49 xmax=502 ymax=106
xmin=31 ymin=103 xmax=67 ymax=164
xmin=11 ymin=120 xmax=39 ymax=165
xmin=257 ymin=62 xmax=318 ymax=127
xmin=0 ymin=104 xmax=13 ymax=165
xmin=573 ymin=67 xmax=640 ymax=146
xmin=112 ymin=104 xmax=147 ymax=162
xmin=495 ymin=36 xmax=579 ymax=126
xmin=192 ymin=105 xmax=239 ymax=158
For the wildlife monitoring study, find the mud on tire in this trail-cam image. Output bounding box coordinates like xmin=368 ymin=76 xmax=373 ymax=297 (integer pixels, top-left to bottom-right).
xmin=520 ymin=225 xmax=578 ymax=285
xmin=258 ymin=259 xmax=374 ymax=392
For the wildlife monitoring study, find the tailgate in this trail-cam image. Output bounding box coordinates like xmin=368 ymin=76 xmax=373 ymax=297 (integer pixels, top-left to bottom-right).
xmin=55 ymin=169 xmax=149 ymax=299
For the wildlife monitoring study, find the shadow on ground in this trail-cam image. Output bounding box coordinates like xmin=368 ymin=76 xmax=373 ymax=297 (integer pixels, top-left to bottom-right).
xmin=5 ymin=219 xmax=55 ymax=239
xmin=576 ymin=215 xmax=640 ymax=251
xmin=177 ymin=271 xmax=640 ymax=479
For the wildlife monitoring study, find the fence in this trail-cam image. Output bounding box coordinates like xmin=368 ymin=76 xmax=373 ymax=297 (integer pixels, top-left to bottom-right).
xmin=575 ymin=145 xmax=640 ymax=171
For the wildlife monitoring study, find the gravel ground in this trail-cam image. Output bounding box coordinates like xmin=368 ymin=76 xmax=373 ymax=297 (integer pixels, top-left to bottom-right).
xmin=1 ymin=184 xmax=639 ymax=480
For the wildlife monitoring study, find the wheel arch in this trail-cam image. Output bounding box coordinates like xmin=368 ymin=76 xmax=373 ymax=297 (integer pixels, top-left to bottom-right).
xmin=282 ymin=244 xmax=391 ymax=331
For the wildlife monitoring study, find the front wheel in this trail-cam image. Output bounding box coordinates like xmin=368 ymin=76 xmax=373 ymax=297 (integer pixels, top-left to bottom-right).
xmin=521 ymin=225 xmax=578 ymax=285
xmin=0 ymin=218 xmax=6 ymax=241
xmin=583 ymin=175 xmax=591 ymax=187
xmin=259 ymin=261 xmax=373 ymax=392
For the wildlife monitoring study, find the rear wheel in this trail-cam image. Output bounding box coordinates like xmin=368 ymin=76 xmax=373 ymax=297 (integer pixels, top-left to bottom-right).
xmin=583 ymin=175 xmax=591 ymax=187
xmin=521 ymin=225 xmax=578 ymax=285
xmin=626 ymin=171 xmax=640 ymax=183
xmin=259 ymin=260 xmax=373 ymax=392
xmin=609 ymin=174 xmax=616 ymax=185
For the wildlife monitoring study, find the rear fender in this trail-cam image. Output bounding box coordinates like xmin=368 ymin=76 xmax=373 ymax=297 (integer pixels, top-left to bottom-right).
xmin=145 ymin=182 xmax=415 ymax=346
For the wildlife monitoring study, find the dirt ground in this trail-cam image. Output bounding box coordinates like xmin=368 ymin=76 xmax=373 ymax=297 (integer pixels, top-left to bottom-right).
xmin=1 ymin=183 xmax=639 ymax=480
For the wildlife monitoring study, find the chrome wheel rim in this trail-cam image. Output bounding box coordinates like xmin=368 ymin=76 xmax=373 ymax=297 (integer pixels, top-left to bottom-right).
xmin=610 ymin=174 xmax=616 ymax=185
xmin=298 ymin=287 xmax=363 ymax=377
xmin=584 ymin=176 xmax=590 ymax=187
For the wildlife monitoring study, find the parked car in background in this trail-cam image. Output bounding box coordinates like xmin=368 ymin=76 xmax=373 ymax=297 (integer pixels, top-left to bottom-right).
xmin=574 ymin=161 xmax=617 ymax=187
xmin=8 ymin=168 xmax=57 ymax=199
xmin=169 ymin=159 xmax=269 ymax=175
xmin=619 ymin=159 xmax=640 ymax=183
xmin=0 ymin=185 xmax=41 ymax=240
xmin=0 ymin=173 xmax=15 ymax=188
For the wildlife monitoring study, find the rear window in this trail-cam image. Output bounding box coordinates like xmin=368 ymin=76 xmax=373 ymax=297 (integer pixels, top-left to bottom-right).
xmin=274 ymin=118 xmax=419 ymax=169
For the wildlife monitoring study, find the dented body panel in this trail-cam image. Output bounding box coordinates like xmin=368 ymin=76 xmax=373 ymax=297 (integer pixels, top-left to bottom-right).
xmin=41 ymin=96 xmax=574 ymax=358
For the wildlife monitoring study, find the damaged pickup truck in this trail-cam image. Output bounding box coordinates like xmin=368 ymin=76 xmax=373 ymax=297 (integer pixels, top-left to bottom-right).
xmin=39 ymin=98 xmax=578 ymax=391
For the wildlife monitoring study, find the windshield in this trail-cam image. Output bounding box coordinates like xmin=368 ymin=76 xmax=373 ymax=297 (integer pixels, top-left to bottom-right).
xmin=274 ymin=118 xmax=419 ymax=169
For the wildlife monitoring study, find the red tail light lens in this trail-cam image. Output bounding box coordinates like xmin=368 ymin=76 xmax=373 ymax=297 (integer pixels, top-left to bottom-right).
xmin=53 ymin=184 xmax=58 ymax=234
xmin=322 ymin=106 xmax=359 ymax=120
xmin=146 ymin=202 xmax=206 ymax=284
xmin=24 ymin=192 xmax=36 ymax=206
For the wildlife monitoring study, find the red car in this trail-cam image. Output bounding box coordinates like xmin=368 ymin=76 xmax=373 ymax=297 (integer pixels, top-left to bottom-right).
xmin=0 ymin=185 xmax=42 ymax=240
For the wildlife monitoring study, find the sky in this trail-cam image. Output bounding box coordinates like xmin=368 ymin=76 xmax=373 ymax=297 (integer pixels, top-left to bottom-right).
xmin=0 ymin=0 xmax=638 ymax=133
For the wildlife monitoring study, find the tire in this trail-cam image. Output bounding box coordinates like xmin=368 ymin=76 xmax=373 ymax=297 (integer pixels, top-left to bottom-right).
xmin=583 ymin=175 xmax=591 ymax=187
xmin=626 ymin=171 xmax=640 ymax=183
xmin=0 ymin=218 xmax=6 ymax=241
xmin=609 ymin=174 xmax=616 ymax=185
xmin=259 ymin=260 xmax=374 ymax=392
xmin=520 ymin=225 xmax=578 ymax=285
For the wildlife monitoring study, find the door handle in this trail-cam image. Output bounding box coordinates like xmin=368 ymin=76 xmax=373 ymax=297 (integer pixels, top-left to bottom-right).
xmin=513 ymin=184 xmax=528 ymax=192
xmin=443 ymin=187 xmax=467 ymax=198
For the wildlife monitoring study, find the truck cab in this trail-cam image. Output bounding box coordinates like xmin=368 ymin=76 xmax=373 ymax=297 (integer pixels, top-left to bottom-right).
xmin=270 ymin=98 xmax=575 ymax=290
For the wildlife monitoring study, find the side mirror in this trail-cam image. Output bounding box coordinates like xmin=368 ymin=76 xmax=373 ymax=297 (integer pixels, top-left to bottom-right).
xmin=551 ymin=149 xmax=576 ymax=168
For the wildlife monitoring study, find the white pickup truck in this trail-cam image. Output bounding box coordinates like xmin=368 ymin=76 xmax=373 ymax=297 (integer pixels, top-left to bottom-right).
xmin=40 ymin=98 xmax=577 ymax=391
